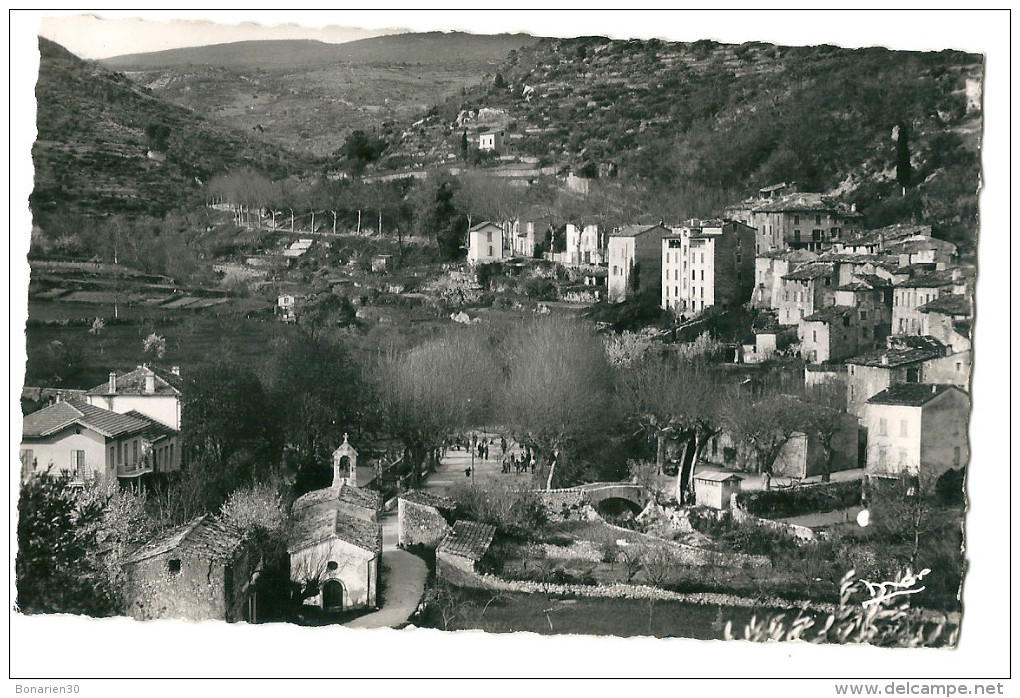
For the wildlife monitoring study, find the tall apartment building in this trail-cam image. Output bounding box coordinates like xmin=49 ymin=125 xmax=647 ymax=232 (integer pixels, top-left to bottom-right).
xmin=660 ymin=220 xmax=756 ymax=315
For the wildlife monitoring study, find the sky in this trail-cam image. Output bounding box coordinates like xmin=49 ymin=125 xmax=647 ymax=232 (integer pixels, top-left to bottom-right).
xmin=8 ymin=8 xmax=1014 ymax=691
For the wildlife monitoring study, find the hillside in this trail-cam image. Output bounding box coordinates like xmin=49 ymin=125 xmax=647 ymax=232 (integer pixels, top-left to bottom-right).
xmin=31 ymin=37 xmax=305 ymax=222
xmin=100 ymin=32 xmax=541 ymax=157
xmin=386 ymin=37 xmax=984 ymax=250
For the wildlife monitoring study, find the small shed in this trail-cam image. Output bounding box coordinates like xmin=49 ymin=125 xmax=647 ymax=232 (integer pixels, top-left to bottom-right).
xmin=694 ymin=471 xmax=742 ymax=510
xmin=371 ymin=254 xmax=393 ymax=273
xmin=437 ymin=521 xmax=496 ymax=579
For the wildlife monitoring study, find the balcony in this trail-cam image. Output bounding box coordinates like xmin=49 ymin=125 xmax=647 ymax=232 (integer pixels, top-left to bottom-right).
xmin=117 ymin=460 xmax=153 ymax=478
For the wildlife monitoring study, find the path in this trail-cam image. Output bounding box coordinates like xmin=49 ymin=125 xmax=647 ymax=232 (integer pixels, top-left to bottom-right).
xmin=423 ymin=431 xmax=541 ymax=496
xmin=344 ymin=510 xmax=427 ymax=630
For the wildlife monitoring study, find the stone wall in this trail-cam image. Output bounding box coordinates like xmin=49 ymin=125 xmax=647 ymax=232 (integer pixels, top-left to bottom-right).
xmin=124 ymin=548 xmax=251 ymax=622
xmin=398 ymin=498 xmax=452 ymax=548
xmin=534 ymin=488 xmax=594 ymax=523
xmin=730 ymin=499 xmax=820 ymax=542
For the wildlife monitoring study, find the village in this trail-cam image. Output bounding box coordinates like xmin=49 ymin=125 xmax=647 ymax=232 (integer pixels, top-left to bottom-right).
xmin=19 ymin=166 xmax=972 ymax=640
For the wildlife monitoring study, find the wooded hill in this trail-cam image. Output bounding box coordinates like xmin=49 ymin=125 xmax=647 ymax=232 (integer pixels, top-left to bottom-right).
xmin=393 ymin=37 xmax=984 ymax=250
xmin=99 ymin=33 xmax=541 ymax=157
xmin=32 ymin=37 xmax=305 ymax=222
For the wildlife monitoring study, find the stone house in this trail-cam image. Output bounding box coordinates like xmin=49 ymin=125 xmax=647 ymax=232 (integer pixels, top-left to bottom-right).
xmin=918 ymin=294 xmax=972 ymax=353
xmin=798 ymin=306 xmax=860 ymax=364
xmin=701 ymin=406 xmax=859 ymax=480
xmin=693 ymin=471 xmax=742 ymax=509
xmin=883 ymin=235 xmax=959 ymax=268
xmin=777 ymin=262 xmax=836 ymax=325
xmin=747 ymin=193 xmax=863 ymax=255
xmin=478 ymin=130 xmax=505 ymax=151
xmin=562 ymin=223 xmax=605 ymax=266
xmin=84 ymin=365 xmax=182 ymax=431
xmin=606 ymin=224 xmax=672 ymax=302
xmin=437 ymin=520 xmax=496 ymax=582
xmin=892 ymin=269 xmax=966 ymax=336
xmin=845 ymin=340 xmax=949 ymax=420
xmin=466 ymin=221 xmax=505 ymax=264
xmin=122 ymin=515 xmax=258 ymax=623
xmin=20 ymin=399 xmax=181 ymax=484
xmin=288 ymin=489 xmax=382 ymax=613
xmin=833 ymin=223 xmax=932 ymax=256
xmin=661 ymin=220 xmax=756 ymax=316
xmin=752 ymin=249 xmax=818 ymax=309
xmin=371 ymin=254 xmax=394 ymax=273
xmin=397 ymin=490 xmax=457 ymax=548
xmin=864 ymin=384 xmax=970 ymax=482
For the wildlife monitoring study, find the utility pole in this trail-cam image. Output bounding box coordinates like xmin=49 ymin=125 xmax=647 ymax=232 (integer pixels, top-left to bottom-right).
xmin=378 ymin=210 xmax=382 ymax=236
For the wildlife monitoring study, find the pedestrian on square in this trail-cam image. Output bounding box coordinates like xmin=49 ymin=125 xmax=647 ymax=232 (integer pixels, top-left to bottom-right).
xmin=483 ymin=444 xmax=489 ymax=460
xmin=501 ymin=436 xmax=508 ymax=456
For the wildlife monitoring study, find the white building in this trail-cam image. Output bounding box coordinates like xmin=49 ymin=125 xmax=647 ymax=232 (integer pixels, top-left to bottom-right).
xmin=84 ymin=365 xmax=182 ymax=431
xmin=478 ymin=130 xmax=505 ymax=151
xmin=466 ymin=221 xmax=505 ymax=264
xmin=661 ymin=220 xmax=756 ymax=315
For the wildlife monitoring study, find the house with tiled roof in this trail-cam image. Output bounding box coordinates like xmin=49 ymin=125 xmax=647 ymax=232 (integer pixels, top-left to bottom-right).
xmin=918 ymin=294 xmax=973 ymax=352
xmin=778 ymin=262 xmax=836 ymax=325
xmin=398 ymin=490 xmax=457 ymax=548
xmin=798 ymin=306 xmax=861 ymax=364
xmin=834 ymin=223 xmax=931 ymax=255
xmin=467 ymin=220 xmax=505 ymax=264
xmin=84 ymin=365 xmax=181 ymax=430
xmin=892 ymin=269 xmax=967 ymax=336
xmin=607 ymin=224 xmax=673 ymax=302
xmin=747 ymin=192 xmax=863 ymax=254
xmin=864 ymin=384 xmax=970 ymax=482
xmin=752 ymin=249 xmax=818 ymax=309
xmin=122 ymin=515 xmax=259 ymax=622
xmin=19 ymin=398 xmax=180 ymax=484
xmin=884 ymin=235 xmax=959 ymax=268
xmin=437 ymin=520 xmax=496 ymax=579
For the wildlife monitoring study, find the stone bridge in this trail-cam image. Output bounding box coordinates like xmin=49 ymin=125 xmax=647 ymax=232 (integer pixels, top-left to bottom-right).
xmin=578 ymin=482 xmax=649 ymax=515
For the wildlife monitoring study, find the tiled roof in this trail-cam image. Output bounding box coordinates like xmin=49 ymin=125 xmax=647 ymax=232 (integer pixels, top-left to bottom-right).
xmin=884 ymin=236 xmax=957 ymax=254
xmin=609 ymin=224 xmax=669 ymax=238
xmin=835 ymin=281 xmax=874 ymax=292
xmin=846 ymin=223 xmax=931 ymax=246
xmin=751 ymin=193 xmax=860 ymax=215
xmin=853 ymin=274 xmax=893 ymax=288
xmin=468 ymin=220 xmax=502 ymax=233
xmin=401 ymin=489 xmax=457 ymax=510
xmin=338 ymin=484 xmax=382 ymax=512
xmin=695 ymin=470 xmax=743 ymax=483
xmin=803 ymin=306 xmax=855 ymax=324
xmin=123 ymin=410 xmax=178 ymax=441
xmin=866 ymin=383 xmax=966 ymax=407
xmin=887 ymin=335 xmax=947 ymax=353
xmin=847 ymin=348 xmax=939 ymax=368
xmin=21 ymin=387 xmax=86 ymax=403
xmin=124 ymin=515 xmax=244 ymax=565
xmin=85 ymin=365 xmax=181 ymax=397
xmin=917 ymin=294 xmax=971 ymax=316
xmin=289 ymin=497 xmax=382 ymax=554
xmin=22 ymin=400 xmax=151 ymax=439
xmin=438 ymin=520 xmax=496 ymax=561
xmin=783 ymin=262 xmax=834 ymax=281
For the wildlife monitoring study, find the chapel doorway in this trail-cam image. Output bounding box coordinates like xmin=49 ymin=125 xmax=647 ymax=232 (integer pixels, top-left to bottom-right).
xmin=322 ymin=579 xmax=346 ymax=611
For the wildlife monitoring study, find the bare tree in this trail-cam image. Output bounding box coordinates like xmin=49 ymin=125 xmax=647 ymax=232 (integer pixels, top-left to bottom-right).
xmin=724 ymin=391 xmax=808 ymax=490
xmin=499 ymin=318 xmax=614 ymax=489
xmin=803 ymin=378 xmax=852 ymax=483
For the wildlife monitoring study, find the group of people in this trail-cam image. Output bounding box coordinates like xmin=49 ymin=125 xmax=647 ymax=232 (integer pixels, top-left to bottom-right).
xmin=502 ymin=449 xmax=536 ymax=475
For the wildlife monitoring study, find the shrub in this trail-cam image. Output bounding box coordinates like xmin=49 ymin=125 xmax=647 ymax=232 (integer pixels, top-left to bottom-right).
xmin=735 ymin=480 xmax=863 ymax=519
xmin=448 ymin=483 xmax=548 ymax=539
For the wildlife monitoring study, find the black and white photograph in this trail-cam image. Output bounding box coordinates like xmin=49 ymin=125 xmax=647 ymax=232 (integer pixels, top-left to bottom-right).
xmin=8 ymin=8 xmax=1011 ymax=690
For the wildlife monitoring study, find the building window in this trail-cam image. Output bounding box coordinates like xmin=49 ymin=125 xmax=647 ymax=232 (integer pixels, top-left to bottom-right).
xmin=879 ymin=418 xmax=887 ymax=436
xmin=133 ymin=440 xmax=139 ymax=464
xmin=900 ymin=420 xmax=908 ymax=437
xmin=486 ymin=231 xmax=492 ymax=242
xmin=327 ymin=561 xmax=339 ymax=572
xmin=906 ymin=367 xmax=920 ymax=383
xmin=794 ymin=215 xmax=800 ymax=225
xmin=953 ymin=447 xmax=961 ymax=468
xmin=956 ymin=362 xmax=962 ymax=372
xmin=794 ymin=230 xmax=801 ymax=243
xmin=168 ymin=559 xmax=182 ymax=575
xmin=815 ymin=214 xmax=822 ymax=225
xmin=700 ymin=270 xmax=704 ymax=281
xmin=860 ymin=310 xmax=868 ymax=321
xmin=812 ymin=330 xmax=817 ymax=342
xmin=69 ymin=449 xmax=85 ymax=476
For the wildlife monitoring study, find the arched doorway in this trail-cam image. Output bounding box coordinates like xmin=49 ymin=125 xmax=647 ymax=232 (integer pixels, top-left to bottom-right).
xmin=322 ymin=579 xmax=346 ymax=612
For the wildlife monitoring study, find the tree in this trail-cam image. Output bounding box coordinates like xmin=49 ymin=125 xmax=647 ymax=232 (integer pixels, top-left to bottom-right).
xmin=413 ymin=177 xmax=468 ymax=260
xmin=143 ymin=332 xmax=167 ymax=360
xmin=16 ymin=474 xmax=152 ymax=616
xmin=615 ymin=355 xmax=728 ymax=503
xmin=724 ymin=391 xmax=808 ymax=490
xmin=341 ymin=130 xmax=387 ymax=175
xmin=895 ymin=120 xmax=912 ymax=191
xmin=803 ymin=379 xmax=852 ymax=482
xmin=375 ymin=329 xmax=499 ymax=486
xmin=493 ymin=72 xmax=506 ymax=89
xmin=500 ymin=318 xmax=614 ymax=489
xmin=145 ymin=122 xmax=172 ymax=153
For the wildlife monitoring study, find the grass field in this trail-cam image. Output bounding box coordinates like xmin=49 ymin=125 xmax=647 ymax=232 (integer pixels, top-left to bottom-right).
xmin=426 ymin=586 xmax=811 ymax=639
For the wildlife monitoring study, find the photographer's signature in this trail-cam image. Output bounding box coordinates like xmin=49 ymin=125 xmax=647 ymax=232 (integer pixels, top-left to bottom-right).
xmin=860 ymin=568 xmax=931 ymax=608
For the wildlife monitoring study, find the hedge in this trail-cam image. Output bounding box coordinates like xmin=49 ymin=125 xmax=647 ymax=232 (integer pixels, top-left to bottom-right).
xmin=734 ymin=480 xmax=863 ymax=519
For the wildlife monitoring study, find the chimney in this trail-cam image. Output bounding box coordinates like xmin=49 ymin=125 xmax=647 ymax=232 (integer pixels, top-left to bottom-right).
xmin=880 ymin=355 xmax=889 ymax=366
xmin=171 ymin=365 xmax=181 ymax=377
xmin=931 ymin=385 xmax=937 ymax=394
xmin=145 ymin=372 xmax=155 ymax=394
xmin=109 ymin=372 xmax=117 ymax=393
